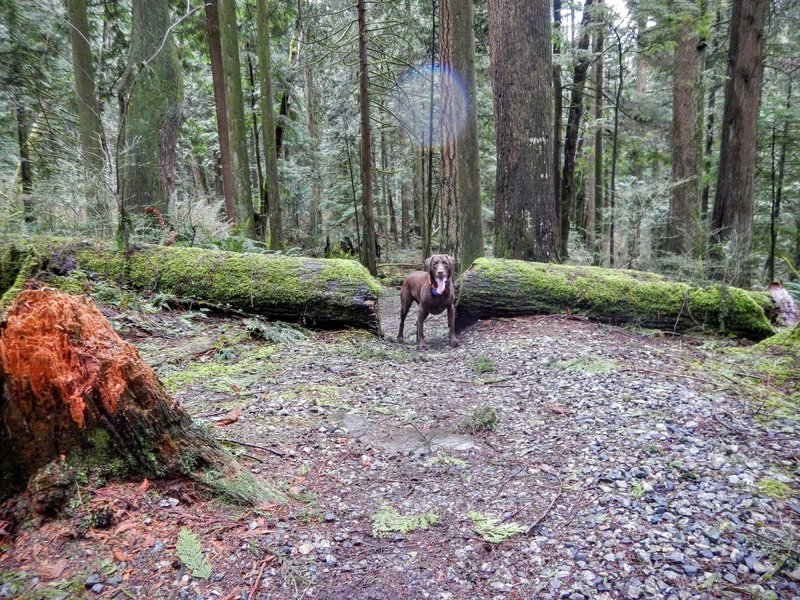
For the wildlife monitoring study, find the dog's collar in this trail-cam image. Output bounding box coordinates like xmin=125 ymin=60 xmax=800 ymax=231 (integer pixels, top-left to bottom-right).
xmin=428 ymin=274 xmax=446 ymax=295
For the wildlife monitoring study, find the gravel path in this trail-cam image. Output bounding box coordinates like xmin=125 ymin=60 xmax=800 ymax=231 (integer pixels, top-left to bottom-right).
xmin=1 ymin=291 xmax=797 ymax=600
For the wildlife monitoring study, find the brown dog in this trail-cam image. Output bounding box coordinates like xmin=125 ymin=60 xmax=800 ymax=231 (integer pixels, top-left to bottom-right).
xmin=398 ymin=254 xmax=458 ymax=351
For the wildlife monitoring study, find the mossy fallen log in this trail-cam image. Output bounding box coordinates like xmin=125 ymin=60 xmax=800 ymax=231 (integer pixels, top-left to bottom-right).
xmin=0 ymin=236 xmax=381 ymax=332
xmin=0 ymin=290 xmax=273 ymax=510
xmin=455 ymin=258 xmax=775 ymax=341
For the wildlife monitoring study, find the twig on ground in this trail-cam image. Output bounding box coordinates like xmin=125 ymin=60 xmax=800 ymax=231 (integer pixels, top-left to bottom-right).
xmin=217 ymin=436 xmax=286 ymax=457
xmin=247 ymin=554 xmax=275 ymax=600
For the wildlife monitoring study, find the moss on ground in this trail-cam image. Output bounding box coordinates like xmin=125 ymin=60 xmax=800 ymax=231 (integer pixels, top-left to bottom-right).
xmin=457 ymin=258 xmax=774 ymax=340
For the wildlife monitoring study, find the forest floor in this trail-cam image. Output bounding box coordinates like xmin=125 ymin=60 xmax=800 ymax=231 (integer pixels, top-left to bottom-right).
xmin=1 ymin=288 xmax=799 ymax=600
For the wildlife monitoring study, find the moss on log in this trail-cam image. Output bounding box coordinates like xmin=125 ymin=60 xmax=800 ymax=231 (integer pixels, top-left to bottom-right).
xmin=455 ymin=258 xmax=775 ymax=341
xmin=0 ymin=236 xmax=381 ymax=332
xmin=759 ymin=323 xmax=800 ymax=355
xmin=0 ymin=289 xmax=271 ymax=510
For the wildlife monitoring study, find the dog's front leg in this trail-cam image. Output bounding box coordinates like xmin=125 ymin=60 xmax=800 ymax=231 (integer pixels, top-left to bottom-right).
xmin=447 ymin=304 xmax=459 ymax=348
xmin=416 ymin=306 xmax=429 ymax=351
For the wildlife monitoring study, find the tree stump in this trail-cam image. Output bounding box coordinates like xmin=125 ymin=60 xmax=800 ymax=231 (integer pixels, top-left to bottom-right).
xmin=0 ymin=289 xmax=264 ymax=513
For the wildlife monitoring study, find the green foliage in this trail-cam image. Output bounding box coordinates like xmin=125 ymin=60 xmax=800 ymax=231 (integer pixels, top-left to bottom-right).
xmin=467 ymin=511 xmax=527 ymax=543
xmin=175 ymin=528 xmax=213 ymax=580
xmin=425 ymin=454 xmax=468 ymax=468
xmin=756 ymin=478 xmax=794 ymax=501
xmin=451 ymin=405 xmax=498 ymax=434
xmin=472 ymin=356 xmax=497 ymax=373
xmin=371 ymin=506 xmax=438 ymax=538
xmin=244 ymin=318 xmax=309 ymax=343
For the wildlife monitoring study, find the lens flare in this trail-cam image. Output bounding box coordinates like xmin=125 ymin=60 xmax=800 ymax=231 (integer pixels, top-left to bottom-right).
xmin=389 ymin=63 xmax=469 ymax=149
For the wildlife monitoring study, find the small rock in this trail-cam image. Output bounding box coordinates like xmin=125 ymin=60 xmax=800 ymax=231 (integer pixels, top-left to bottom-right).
xmin=90 ymin=584 xmax=104 ymax=594
xmin=703 ymin=527 xmax=720 ymax=542
xmin=0 ymin=583 xmax=13 ymax=598
xmin=298 ymin=542 xmax=314 ymax=555
xmin=324 ymin=554 xmax=337 ymax=567
xmin=682 ymin=563 xmax=698 ymax=576
xmin=625 ymin=584 xmax=642 ymax=599
xmin=723 ymin=573 xmax=738 ymax=585
xmin=324 ymin=513 xmax=337 ymax=522
xmin=150 ymin=541 xmax=166 ymax=555
xmin=787 ymin=567 xmax=800 ymax=582
xmin=84 ymin=574 xmax=102 ymax=588
xmin=106 ymin=574 xmax=123 ymax=586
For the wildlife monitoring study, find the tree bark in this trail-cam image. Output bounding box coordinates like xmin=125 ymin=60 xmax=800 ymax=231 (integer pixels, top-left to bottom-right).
xmin=357 ymin=0 xmax=377 ymax=275
xmin=218 ymin=0 xmax=255 ymax=237
xmin=666 ymin=4 xmax=704 ymax=256
xmin=0 ymin=290 xmax=261 ymax=508
xmin=710 ymin=0 xmax=770 ymax=286
xmin=559 ymin=0 xmax=594 ymax=259
xmin=440 ymin=0 xmax=483 ymax=271
xmin=205 ymin=0 xmax=236 ymax=223
xmin=553 ymin=0 xmax=563 ymax=211
xmin=65 ymin=0 xmax=107 ymax=229
xmin=455 ymin=257 xmax=774 ymax=341
xmin=257 ymin=0 xmax=282 ymax=249
xmin=119 ymin=0 xmax=183 ymax=217
xmin=488 ymin=0 xmax=557 ymax=262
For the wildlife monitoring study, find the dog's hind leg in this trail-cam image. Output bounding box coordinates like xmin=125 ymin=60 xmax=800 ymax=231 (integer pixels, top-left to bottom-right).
xmin=447 ymin=304 xmax=459 ymax=348
xmin=398 ymin=287 xmax=411 ymax=342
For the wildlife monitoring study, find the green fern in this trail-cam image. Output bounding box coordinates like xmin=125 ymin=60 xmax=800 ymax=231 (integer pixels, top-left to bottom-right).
xmin=467 ymin=511 xmax=527 ymax=543
xmin=371 ymin=506 xmax=438 ymax=538
xmin=176 ymin=528 xmax=212 ymax=579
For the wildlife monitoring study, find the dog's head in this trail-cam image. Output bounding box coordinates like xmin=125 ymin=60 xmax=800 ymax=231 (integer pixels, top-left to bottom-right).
xmin=425 ymin=254 xmax=455 ymax=295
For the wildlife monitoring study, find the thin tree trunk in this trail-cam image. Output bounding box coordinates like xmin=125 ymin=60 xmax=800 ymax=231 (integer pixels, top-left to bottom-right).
xmin=553 ymin=0 xmax=563 ymax=210
xmin=666 ymin=4 xmax=704 ymax=256
xmin=701 ymin=6 xmax=723 ymax=221
xmin=257 ymin=0 xmax=282 ymax=249
xmin=245 ymin=47 xmax=265 ymax=223
xmin=609 ymin=27 xmax=624 ymax=267
xmin=205 ymin=0 xmax=236 ymax=223
xmin=303 ymin=48 xmax=321 ymax=239
xmin=767 ymin=80 xmax=791 ymax=282
xmin=559 ymin=0 xmax=594 ymax=259
xmin=710 ymin=0 xmax=770 ymax=286
xmin=357 ymin=0 xmax=377 ymax=275
xmin=65 ymin=0 xmax=107 ymax=229
xmin=218 ymin=0 xmax=255 ymax=237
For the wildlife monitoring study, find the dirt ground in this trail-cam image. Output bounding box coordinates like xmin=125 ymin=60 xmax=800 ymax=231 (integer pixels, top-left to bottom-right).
xmin=1 ymin=289 xmax=798 ymax=599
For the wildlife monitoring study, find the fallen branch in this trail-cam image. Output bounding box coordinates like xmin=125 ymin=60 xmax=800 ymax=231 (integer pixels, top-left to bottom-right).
xmin=248 ymin=555 xmax=275 ymax=600
xmin=217 ymin=437 xmax=286 ymax=458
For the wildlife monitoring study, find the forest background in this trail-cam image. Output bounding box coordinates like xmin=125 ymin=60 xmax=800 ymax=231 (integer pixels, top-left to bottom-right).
xmin=0 ymin=0 xmax=796 ymax=290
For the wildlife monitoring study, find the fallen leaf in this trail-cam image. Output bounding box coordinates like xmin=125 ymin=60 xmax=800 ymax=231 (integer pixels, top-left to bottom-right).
xmin=41 ymin=558 xmax=69 ymax=580
xmin=214 ymin=407 xmax=242 ymax=427
xmin=138 ymin=478 xmax=150 ymax=492
xmin=113 ymin=547 xmax=134 ymax=562
xmin=114 ymin=521 xmax=138 ymax=535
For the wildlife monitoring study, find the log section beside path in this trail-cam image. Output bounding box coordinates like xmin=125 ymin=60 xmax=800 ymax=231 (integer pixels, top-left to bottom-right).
xmin=455 ymin=258 xmax=775 ymax=341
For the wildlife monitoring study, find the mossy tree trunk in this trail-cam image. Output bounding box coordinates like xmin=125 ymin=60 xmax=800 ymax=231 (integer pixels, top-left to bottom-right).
xmin=0 ymin=290 xmax=260 ymax=511
xmin=0 ymin=236 xmax=381 ymax=332
xmin=119 ymin=0 xmax=183 ymax=217
xmin=455 ymin=257 xmax=775 ymax=340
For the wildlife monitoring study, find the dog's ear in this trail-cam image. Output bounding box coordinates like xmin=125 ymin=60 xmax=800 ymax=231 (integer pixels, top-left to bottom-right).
xmin=424 ymin=256 xmax=433 ymax=272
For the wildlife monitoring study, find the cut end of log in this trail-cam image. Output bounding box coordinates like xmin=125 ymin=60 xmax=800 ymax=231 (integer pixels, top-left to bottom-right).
xmin=0 ymin=290 xmax=138 ymax=429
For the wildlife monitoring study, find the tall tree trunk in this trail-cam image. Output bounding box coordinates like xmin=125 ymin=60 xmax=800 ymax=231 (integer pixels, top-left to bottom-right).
xmin=303 ymin=48 xmax=321 ymax=239
xmin=205 ymin=0 xmax=236 ymax=223
xmin=382 ymin=130 xmax=398 ymax=244
xmin=119 ymin=0 xmax=183 ymax=218
xmin=245 ymin=48 xmax=265 ymax=220
xmin=767 ymin=80 xmax=791 ymax=282
xmin=710 ymin=0 xmax=770 ymax=286
xmin=701 ymin=6 xmax=723 ymax=221
xmin=559 ymin=0 xmax=594 ymax=260
xmin=65 ymin=0 xmax=107 ymax=229
xmin=401 ymin=174 xmax=410 ymax=246
xmin=440 ymin=0 xmax=483 ymax=271
xmin=357 ymin=0 xmax=377 ymax=275
xmin=609 ymin=28 xmax=624 ymax=267
xmin=553 ymin=0 xmax=563 ymax=211
xmin=256 ymin=0 xmax=282 ymax=249
xmin=666 ymin=5 xmax=704 ymax=256
xmin=590 ymin=26 xmax=604 ymax=261
xmin=488 ymin=0 xmax=557 ymax=262
xmin=218 ymin=0 xmax=255 ymax=237
xmin=6 ymin=0 xmax=35 ymax=225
